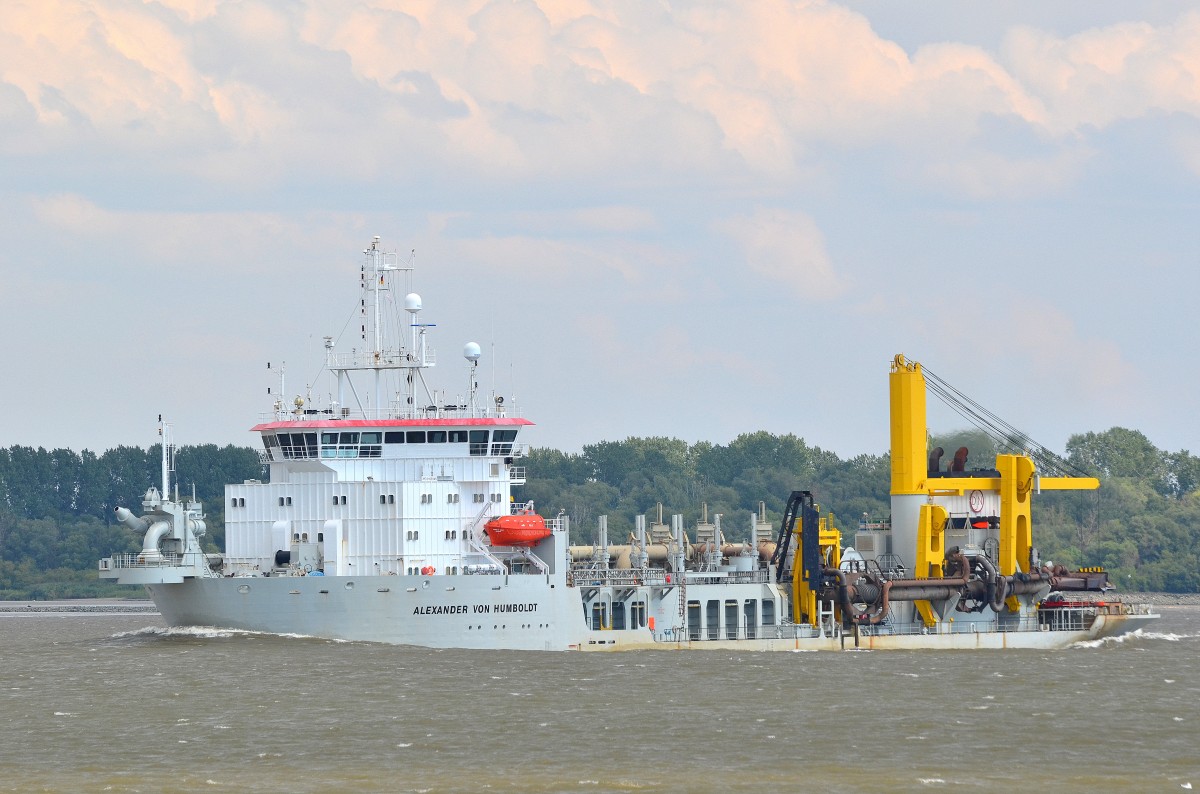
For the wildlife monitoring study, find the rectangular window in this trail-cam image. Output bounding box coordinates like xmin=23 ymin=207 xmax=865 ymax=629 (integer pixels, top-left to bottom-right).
xmin=321 ymin=432 xmax=339 ymax=444
xmin=406 ymin=431 xmax=426 ymax=444
xmin=448 ymin=430 xmax=469 ymax=443
xmin=473 ymin=494 xmax=485 ymax=503
xmin=385 ymin=431 xmax=404 ymax=444
xmin=380 ymin=495 xmax=387 ymax=505
xmin=491 ymin=428 xmax=516 ymax=455
xmin=469 ymin=430 xmax=489 ymax=456
xmin=339 ymin=432 xmax=360 ymax=444
xmin=427 ymin=430 xmax=447 ymax=443
xmin=361 ymin=432 xmax=382 ymax=444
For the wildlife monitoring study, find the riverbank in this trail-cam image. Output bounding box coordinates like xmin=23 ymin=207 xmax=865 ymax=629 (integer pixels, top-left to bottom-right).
xmin=0 ymin=599 xmax=158 ymax=614
xmin=1120 ymin=591 xmax=1200 ymax=606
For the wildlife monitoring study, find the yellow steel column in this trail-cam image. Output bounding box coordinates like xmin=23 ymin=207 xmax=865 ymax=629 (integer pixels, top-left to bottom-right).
xmin=890 ymin=354 xmax=927 ymax=496
xmin=913 ymin=502 xmax=947 ymax=628
xmin=915 ymin=503 xmax=948 ymax=579
xmin=996 ymin=453 xmax=1036 ymax=611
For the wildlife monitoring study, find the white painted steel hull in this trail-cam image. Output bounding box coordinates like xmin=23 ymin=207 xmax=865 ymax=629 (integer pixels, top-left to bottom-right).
xmin=145 ymin=575 xmax=1158 ymax=652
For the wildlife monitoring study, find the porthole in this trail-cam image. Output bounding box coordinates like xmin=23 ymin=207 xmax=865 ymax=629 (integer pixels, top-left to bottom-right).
xmin=344 ymin=581 xmax=354 ymax=590
xmin=237 ymin=584 xmax=251 ymax=594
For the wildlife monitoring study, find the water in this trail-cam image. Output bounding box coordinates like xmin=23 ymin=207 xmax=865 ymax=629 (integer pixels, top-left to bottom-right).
xmin=1 ymin=608 xmax=1197 ymax=793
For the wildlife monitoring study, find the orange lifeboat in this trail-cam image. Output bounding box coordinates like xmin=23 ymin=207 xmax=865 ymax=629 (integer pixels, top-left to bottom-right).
xmin=483 ymin=513 xmax=551 ymax=547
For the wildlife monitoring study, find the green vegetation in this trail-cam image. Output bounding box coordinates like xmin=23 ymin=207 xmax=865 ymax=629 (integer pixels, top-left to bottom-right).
xmin=0 ymin=444 xmax=262 ymax=599
xmin=2 ymin=426 xmax=1197 ymax=598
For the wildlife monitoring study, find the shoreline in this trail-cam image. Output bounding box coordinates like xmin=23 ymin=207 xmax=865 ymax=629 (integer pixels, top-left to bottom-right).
xmin=0 ymin=599 xmax=159 ymax=614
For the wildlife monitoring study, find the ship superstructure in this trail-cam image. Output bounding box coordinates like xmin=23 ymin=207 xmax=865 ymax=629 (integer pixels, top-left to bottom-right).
xmin=100 ymin=238 xmax=1157 ymax=650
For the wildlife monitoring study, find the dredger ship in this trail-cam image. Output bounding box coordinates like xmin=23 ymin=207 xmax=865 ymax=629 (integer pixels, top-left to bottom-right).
xmin=100 ymin=237 xmax=1158 ymax=650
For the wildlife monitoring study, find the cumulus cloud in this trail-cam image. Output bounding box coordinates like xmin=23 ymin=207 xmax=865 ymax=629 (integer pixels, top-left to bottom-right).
xmin=716 ymin=208 xmax=843 ymax=300
xmin=3 ymin=1 xmax=1200 ymax=198
xmin=1002 ymin=13 xmax=1200 ymax=132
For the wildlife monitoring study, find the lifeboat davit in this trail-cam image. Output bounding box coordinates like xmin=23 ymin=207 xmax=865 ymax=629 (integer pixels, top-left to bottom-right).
xmin=484 ymin=514 xmax=551 ymax=547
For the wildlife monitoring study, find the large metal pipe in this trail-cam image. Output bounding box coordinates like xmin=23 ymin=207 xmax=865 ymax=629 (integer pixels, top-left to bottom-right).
xmin=569 ymin=544 xmax=673 ymax=567
xmin=846 ymin=550 xmax=974 ymax=625
xmin=115 ymin=506 xmax=149 ymax=533
xmin=971 ymin=554 xmax=1009 ymax=613
xmin=139 ymin=520 xmax=171 ymax=562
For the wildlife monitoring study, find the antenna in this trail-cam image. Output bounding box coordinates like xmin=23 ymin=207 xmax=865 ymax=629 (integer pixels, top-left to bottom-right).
xmin=158 ymin=417 xmax=175 ymax=499
xmin=464 ymin=342 xmax=482 ymax=410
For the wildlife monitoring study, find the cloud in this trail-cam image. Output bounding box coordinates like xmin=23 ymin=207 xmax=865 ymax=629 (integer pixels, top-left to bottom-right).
xmin=716 ymin=208 xmax=843 ymax=300
xmin=1002 ymin=13 xmax=1200 ymax=133
xmin=3 ymin=1 xmax=1200 ymax=201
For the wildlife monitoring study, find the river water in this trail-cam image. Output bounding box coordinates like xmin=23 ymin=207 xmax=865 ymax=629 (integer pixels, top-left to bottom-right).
xmin=1 ymin=607 xmax=1197 ymax=793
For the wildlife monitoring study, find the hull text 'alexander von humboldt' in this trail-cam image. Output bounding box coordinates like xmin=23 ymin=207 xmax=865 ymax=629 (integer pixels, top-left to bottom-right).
xmin=100 ymin=238 xmax=1157 ymax=650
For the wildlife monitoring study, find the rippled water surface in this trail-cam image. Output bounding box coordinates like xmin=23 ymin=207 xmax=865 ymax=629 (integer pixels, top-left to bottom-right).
xmin=1 ymin=608 xmax=1197 ymax=792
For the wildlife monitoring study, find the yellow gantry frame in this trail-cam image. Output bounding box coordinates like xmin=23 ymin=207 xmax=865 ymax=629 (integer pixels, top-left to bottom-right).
xmin=791 ymin=513 xmax=841 ymax=625
xmin=890 ymin=354 xmax=1099 ymax=622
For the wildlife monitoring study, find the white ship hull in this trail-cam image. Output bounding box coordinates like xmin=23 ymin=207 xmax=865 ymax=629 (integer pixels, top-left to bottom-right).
xmin=143 ymin=574 xmax=1158 ymax=652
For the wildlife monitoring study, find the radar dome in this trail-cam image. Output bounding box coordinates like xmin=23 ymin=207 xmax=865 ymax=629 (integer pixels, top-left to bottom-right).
xmin=404 ymin=293 xmax=422 ymax=313
xmin=463 ymin=342 xmax=482 ymax=362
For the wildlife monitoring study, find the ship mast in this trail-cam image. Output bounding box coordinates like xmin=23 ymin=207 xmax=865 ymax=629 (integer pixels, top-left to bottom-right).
xmin=326 ymin=236 xmax=434 ymax=419
xmin=158 ymin=415 xmax=175 ymax=500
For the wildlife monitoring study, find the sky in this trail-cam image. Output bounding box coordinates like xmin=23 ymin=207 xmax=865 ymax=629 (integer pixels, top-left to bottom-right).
xmin=2 ymin=0 xmax=1199 ymax=460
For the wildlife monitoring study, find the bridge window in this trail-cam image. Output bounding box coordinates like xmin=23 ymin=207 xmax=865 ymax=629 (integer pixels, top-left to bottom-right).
xmin=278 ymin=433 xmax=318 ymax=459
xmin=469 ymin=430 xmax=489 ymax=455
xmin=449 ymin=430 xmax=469 ymax=443
xmin=491 ymin=429 xmax=517 ymax=455
xmin=385 ymin=431 xmax=404 ymax=444
xmin=360 ymin=432 xmax=382 ymax=457
xmin=428 ymin=430 xmax=447 ymax=443
xmin=406 ymin=431 xmax=426 ymax=444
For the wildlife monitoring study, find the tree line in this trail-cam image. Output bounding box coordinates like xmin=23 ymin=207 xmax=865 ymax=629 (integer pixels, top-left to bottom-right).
xmin=0 ymin=444 xmax=261 ymax=598
xmin=1 ymin=426 xmax=1197 ymax=598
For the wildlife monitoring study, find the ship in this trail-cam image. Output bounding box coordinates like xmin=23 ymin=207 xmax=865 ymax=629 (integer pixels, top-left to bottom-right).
xmin=100 ymin=236 xmax=1158 ymax=650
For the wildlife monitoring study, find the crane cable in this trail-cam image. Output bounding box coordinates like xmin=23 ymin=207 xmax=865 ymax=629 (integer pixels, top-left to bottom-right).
xmin=920 ymin=366 xmax=1091 ymax=479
